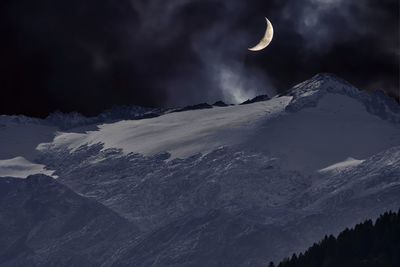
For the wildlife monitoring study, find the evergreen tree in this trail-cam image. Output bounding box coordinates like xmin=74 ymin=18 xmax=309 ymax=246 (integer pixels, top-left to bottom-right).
xmin=273 ymin=209 xmax=400 ymax=267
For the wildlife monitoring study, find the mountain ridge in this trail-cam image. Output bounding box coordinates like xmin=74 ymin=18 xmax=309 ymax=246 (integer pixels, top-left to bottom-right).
xmin=284 ymin=73 xmax=400 ymax=123
xmin=1 ymin=73 xmax=398 ymax=130
xmin=0 ymin=174 xmax=139 ymax=267
xmin=0 ymin=73 xmax=399 ymax=266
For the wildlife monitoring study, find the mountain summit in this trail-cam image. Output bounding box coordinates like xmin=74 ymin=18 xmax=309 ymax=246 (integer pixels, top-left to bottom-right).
xmin=285 ymin=73 xmax=400 ymax=123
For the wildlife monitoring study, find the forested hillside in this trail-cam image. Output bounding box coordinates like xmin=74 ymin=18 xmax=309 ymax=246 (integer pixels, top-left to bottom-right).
xmin=273 ymin=210 xmax=400 ymax=267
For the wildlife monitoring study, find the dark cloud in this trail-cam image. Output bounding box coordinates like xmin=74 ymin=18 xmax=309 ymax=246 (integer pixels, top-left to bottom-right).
xmin=0 ymin=0 xmax=398 ymax=117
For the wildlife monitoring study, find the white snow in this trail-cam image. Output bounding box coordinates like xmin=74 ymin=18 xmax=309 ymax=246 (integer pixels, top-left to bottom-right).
xmin=2 ymin=75 xmax=399 ymax=176
xmin=0 ymin=157 xmax=56 ymax=178
xmin=36 ymin=91 xmax=400 ymax=172
xmin=0 ymin=121 xmax=57 ymax=160
xmin=38 ymin=97 xmax=292 ymax=159
xmin=1 ymin=75 xmax=399 ymax=266
xmin=247 ymin=93 xmax=400 ymax=171
xmin=318 ymin=157 xmax=365 ymax=173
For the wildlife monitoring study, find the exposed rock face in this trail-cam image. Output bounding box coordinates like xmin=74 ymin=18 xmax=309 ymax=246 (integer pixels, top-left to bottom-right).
xmin=240 ymin=94 xmax=270 ymax=105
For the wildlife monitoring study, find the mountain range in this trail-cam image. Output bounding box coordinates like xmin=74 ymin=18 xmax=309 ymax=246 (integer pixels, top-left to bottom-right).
xmin=0 ymin=73 xmax=399 ymax=266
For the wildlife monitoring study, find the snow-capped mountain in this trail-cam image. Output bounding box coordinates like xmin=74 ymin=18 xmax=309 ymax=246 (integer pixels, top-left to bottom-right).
xmin=0 ymin=74 xmax=399 ymax=266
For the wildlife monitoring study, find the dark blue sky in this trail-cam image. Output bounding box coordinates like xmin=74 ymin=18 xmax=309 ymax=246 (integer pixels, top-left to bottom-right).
xmin=1 ymin=0 xmax=398 ymax=117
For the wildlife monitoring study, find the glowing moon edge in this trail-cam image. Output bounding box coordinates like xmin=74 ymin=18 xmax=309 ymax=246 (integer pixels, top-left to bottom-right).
xmin=248 ymin=17 xmax=274 ymax=52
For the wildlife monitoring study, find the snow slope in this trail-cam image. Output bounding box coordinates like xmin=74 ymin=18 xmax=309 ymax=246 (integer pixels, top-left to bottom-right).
xmin=38 ymin=96 xmax=292 ymax=159
xmin=1 ymin=73 xmax=399 ymax=266
xmin=318 ymin=157 xmax=365 ymax=174
xmin=0 ymin=157 xmax=56 ymax=178
xmin=0 ymin=175 xmax=138 ymax=267
xmin=0 ymin=118 xmax=58 ymax=178
xmin=36 ymin=74 xmax=400 ymax=172
xmin=0 ymin=118 xmax=57 ymax=161
xmin=249 ymin=92 xmax=400 ymax=171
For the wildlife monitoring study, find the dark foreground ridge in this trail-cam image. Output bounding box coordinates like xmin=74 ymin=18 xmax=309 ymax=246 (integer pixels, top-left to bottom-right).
xmin=172 ymin=103 xmax=214 ymax=113
xmin=240 ymin=94 xmax=271 ymax=105
xmin=271 ymin=209 xmax=400 ymax=267
xmin=0 ymin=175 xmax=138 ymax=266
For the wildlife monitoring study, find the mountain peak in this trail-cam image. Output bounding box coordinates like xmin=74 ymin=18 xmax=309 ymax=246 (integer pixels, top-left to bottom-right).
xmin=311 ymin=72 xmax=348 ymax=82
xmin=285 ymin=73 xmax=400 ymax=123
xmin=288 ymin=73 xmax=359 ymax=98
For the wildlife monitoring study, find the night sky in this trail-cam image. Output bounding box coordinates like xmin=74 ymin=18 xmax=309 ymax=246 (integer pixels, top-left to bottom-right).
xmin=1 ymin=0 xmax=399 ymax=117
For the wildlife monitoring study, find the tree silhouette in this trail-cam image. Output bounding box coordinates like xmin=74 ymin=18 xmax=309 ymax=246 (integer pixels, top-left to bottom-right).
xmin=274 ymin=209 xmax=400 ymax=267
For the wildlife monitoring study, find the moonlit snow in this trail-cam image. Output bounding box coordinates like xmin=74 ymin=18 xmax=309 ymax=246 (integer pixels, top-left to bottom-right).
xmin=1 ymin=74 xmax=399 ymax=266
xmin=37 ymin=79 xmax=400 ymax=172
xmin=319 ymin=157 xmax=365 ymax=174
xmin=38 ymin=96 xmax=292 ymax=159
xmin=0 ymin=156 xmax=56 ymax=178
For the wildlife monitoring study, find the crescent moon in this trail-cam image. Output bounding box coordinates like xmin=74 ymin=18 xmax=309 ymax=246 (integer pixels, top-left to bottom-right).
xmin=248 ymin=18 xmax=274 ymax=52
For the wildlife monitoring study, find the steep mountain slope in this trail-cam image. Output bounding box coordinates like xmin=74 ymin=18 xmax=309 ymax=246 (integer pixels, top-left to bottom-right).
xmin=0 ymin=175 xmax=138 ymax=267
xmin=0 ymin=74 xmax=399 ymax=266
